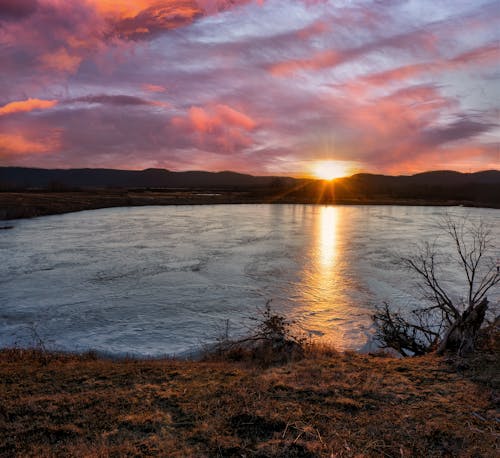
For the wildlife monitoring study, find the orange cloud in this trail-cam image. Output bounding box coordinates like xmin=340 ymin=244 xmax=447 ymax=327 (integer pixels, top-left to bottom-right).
xmin=0 ymin=98 xmax=58 ymax=116
xmin=112 ymin=1 xmax=203 ymax=39
xmin=0 ymin=133 xmax=51 ymax=156
xmin=90 ymin=1 xmax=256 ymax=40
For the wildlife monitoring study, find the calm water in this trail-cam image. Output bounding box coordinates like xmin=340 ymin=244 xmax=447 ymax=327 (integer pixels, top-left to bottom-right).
xmin=1 ymin=205 xmax=498 ymax=356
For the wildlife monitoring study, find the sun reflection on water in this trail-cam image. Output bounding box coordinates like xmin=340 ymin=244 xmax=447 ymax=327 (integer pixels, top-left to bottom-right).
xmin=318 ymin=206 xmax=338 ymax=268
xmin=294 ymin=206 xmax=346 ymax=345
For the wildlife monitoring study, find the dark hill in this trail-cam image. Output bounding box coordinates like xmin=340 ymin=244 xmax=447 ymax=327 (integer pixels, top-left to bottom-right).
xmin=289 ymin=170 xmax=500 ymax=206
xmin=347 ymin=170 xmax=500 ymax=186
xmin=0 ymin=167 xmax=296 ymax=190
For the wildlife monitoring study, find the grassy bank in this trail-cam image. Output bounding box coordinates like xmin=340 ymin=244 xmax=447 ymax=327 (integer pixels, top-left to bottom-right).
xmin=1 ymin=191 xmax=497 ymax=221
xmin=1 ymin=346 xmax=498 ymax=457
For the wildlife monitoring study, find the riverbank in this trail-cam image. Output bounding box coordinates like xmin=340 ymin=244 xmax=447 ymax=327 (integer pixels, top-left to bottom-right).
xmin=1 ymin=346 xmax=498 ymax=457
xmin=1 ymin=191 xmax=498 ymax=220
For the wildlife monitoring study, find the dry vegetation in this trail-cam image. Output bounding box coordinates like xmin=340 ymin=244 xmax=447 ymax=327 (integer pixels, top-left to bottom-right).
xmin=0 ymin=191 xmax=489 ymax=221
xmin=1 ymin=340 xmax=498 ymax=457
xmin=0 ymin=192 xmax=253 ymax=220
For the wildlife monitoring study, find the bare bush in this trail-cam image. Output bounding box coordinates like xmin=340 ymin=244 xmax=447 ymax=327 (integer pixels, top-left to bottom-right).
xmin=373 ymin=214 xmax=499 ymax=357
xmin=209 ymin=301 xmax=306 ymax=365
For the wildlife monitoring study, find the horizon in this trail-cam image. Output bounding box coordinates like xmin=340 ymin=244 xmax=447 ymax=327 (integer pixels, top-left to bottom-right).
xmin=1 ymin=165 xmax=499 ymax=180
xmin=1 ymin=1 xmax=499 ymax=175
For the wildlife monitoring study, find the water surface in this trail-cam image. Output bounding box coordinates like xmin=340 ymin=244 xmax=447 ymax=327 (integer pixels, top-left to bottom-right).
xmin=1 ymin=205 xmax=498 ymax=356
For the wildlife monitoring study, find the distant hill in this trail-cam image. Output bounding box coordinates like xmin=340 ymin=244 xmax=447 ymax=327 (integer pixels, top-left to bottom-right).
xmin=2 ymin=167 xmax=498 ymax=191
xmin=0 ymin=167 xmax=499 ymax=206
xmin=347 ymin=170 xmax=500 ymax=186
xmin=0 ymin=167 xmax=297 ymax=190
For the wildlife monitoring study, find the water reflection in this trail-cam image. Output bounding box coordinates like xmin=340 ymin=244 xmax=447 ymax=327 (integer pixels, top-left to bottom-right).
xmin=294 ymin=207 xmax=345 ymax=342
xmin=318 ymin=206 xmax=338 ymax=268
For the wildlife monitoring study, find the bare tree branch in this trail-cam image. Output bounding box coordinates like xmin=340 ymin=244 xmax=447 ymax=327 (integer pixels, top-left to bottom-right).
xmin=374 ymin=214 xmax=498 ymax=357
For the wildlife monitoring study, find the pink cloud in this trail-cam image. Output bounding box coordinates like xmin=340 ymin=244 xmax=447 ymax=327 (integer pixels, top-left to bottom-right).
xmin=215 ymin=104 xmax=256 ymax=130
xmin=269 ymin=50 xmax=341 ymax=76
xmin=143 ymin=84 xmax=167 ymax=93
xmin=39 ymin=47 xmax=83 ymax=73
xmin=183 ymin=104 xmax=256 ymax=133
xmin=172 ymin=104 xmax=257 ymax=152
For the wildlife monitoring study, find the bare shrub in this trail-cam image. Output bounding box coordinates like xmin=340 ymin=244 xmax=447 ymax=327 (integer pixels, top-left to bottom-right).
xmin=373 ymin=214 xmax=499 ymax=357
xmin=209 ymin=300 xmax=306 ymax=365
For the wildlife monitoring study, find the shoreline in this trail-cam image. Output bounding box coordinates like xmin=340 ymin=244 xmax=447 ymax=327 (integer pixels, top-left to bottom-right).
xmin=1 ymin=190 xmax=498 ymax=220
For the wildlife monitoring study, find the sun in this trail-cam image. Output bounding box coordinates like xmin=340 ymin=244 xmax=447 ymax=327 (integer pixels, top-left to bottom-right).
xmin=312 ymin=160 xmax=349 ymax=180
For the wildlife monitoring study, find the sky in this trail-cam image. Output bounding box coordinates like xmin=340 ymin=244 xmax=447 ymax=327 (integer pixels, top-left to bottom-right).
xmin=0 ymin=0 xmax=499 ymax=176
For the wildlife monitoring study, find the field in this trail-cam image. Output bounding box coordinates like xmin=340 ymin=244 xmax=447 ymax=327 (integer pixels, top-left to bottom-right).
xmin=1 ymin=345 xmax=498 ymax=457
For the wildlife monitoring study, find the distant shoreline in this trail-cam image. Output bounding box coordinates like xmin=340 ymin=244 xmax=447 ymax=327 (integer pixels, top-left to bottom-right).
xmin=1 ymin=190 xmax=499 ymax=220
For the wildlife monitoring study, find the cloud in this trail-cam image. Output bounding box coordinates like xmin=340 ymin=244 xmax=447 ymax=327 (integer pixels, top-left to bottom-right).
xmin=143 ymin=84 xmax=167 ymax=93
xmin=172 ymin=104 xmax=257 ymax=152
xmin=0 ymin=0 xmax=38 ymax=20
xmin=267 ymin=27 xmax=442 ymax=77
xmin=92 ymin=0 xmax=256 ymax=40
xmin=269 ymin=50 xmax=341 ymax=76
xmin=212 ymin=104 xmax=257 ymax=130
xmin=420 ymin=117 xmax=497 ymax=148
xmin=181 ymin=104 xmax=257 ymax=133
xmin=0 ymin=133 xmax=56 ymax=157
xmin=362 ymin=42 xmax=500 ymax=86
xmin=39 ymin=47 xmax=83 ymax=73
xmin=0 ymin=98 xmax=58 ymax=116
xmin=0 ymin=0 xmax=498 ymax=174
xmin=71 ymin=94 xmax=158 ymax=106
xmin=111 ymin=1 xmax=204 ymax=40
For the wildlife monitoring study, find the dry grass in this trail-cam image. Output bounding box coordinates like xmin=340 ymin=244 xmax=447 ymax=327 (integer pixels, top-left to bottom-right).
xmin=1 ymin=191 xmax=493 ymax=221
xmin=0 ymin=191 xmax=252 ymax=220
xmin=0 ymin=346 xmax=498 ymax=457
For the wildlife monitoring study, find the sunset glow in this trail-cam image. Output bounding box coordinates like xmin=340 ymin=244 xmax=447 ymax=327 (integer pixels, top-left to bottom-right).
xmin=312 ymin=161 xmax=350 ymax=181
xmin=0 ymin=1 xmax=498 ymax=174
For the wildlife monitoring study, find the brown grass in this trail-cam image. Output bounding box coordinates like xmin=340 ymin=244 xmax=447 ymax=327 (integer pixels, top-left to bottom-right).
xmin=1 ymin=191 xmax=494 ymax=221
xmin=0 ymin=346 xmax=498 ymax=457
